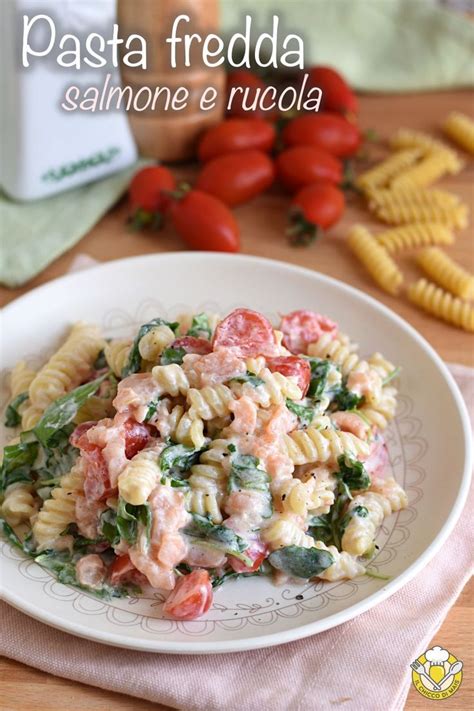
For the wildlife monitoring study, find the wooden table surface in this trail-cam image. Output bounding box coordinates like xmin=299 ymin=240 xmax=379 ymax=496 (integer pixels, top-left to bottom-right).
xmin=1 ymin=90 xmax=472 ymax=710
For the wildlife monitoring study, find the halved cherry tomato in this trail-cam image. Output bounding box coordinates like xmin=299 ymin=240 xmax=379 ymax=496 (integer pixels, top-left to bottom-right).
xmin=279 ymin=310 xmax=338 ymax=354
xmin=228 ymin=540 xmax=268 ymax=573
xmin=306 ymin=66 xmax=358 ymax=115
xmin=169 ymin=189 xmax=239 ymax=252
xmin=196 ymin=150 xmax=275 ymax=207
xmin=124 ymin=420 xmax=150 ymax=459
xmin=276 ymin=146 xmax=343 ymax=193
xmin=212 ymin=308 xmax=276 ymax=357
xmin=267 ymin=356 xmax=311 ymax=396
xmin=163 ymin=569 xmax=213 ymax=620
xmin=282 ymin=114 xmax=361 ymax=158
xmin=171 ymin=336 xmax=212 ymax=356
xmin=289 ymin=183 xmax=345 ymax=245
xmin=128 ymin=165 xmax=176 ymax=229
xmin=227 ymin=69 xmax=267 ymax=118
xmin=198 ymin=118 xmax=276 ymax=162
xmin=109 ymin=554 xmax=147 ymax=586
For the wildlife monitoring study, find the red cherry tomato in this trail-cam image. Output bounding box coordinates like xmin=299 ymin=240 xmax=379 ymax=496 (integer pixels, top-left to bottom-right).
xmin=196 ymin=150 xmax=275 ymax=207
xmin=282 ymin=114 xmax=361 ymax=158
xmin=227 ymin=69 xmax=267 ymax=118
xmin=109 ymin=555 xmax=136 ymax=584
xmin=171 ymin=336 xmax=212 ymax=355
xmin=198 ymin=119 xmax=276 ymax=163
xmin=169 ymin=190 xmax=240 ymax=253
xmin=306 ymin=66 xmax=357 ymax=115
xmin=128 ymin=165 xmax=176 ymax=214
xmin=212 ymin=308 xmax=276 ymax=357
xmin=276 ymin=146 xmax=343 ymax=193
xmin=289 ymin=183 xmax=345 ymax=245
xmin=163 ymin=569 xmax=213 ymax=620
xmin=266 ymin=356 xmax=311 ymax=396
xmin=279 ymin=310 xmax=338 ymax=354
xmin=124 ymin=420 xmax=150 ymax=459
xmin=228 ymin=540 xmax=268 ymax=573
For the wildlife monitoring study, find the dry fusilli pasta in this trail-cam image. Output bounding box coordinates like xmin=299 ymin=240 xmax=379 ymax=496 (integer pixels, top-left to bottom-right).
xmin=356 ymin=148 xmax=422 ymax=191
xmin=416 ymin=248 xmax=474 ymax=300
xmin=347 ymin=225 xmax=403 ymax=295
xmin=375 ymin=223 xmax=454 ymax=254
xmin=443 ymin=112 xmax=474 ymax=154
xmin=389 ymin=129 xmax=462 ymax=173
xmin=408 ymin=279 xmax=474 ymax=332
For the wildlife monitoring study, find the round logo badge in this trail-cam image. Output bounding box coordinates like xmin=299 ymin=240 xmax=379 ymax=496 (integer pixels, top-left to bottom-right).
xmin=411 ymin=645 xmax=463 ymax=700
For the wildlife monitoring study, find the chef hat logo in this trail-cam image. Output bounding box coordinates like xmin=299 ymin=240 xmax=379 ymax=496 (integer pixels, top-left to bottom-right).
xmin=425 ymin=646 xmax=450 ymax=663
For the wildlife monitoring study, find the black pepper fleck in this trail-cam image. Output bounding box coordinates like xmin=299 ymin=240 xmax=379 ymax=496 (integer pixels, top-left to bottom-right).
xmin=296 ymin=594 xmax=304 ymax=600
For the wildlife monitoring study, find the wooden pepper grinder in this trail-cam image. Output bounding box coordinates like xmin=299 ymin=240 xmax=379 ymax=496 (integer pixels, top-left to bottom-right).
xmin=118 ymin=0 xmax=225 ymax=162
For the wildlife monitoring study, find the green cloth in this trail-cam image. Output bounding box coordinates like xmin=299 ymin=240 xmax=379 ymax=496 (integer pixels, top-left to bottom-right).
xmin=0 ymin=161 xmax=148 ymax=288
xmin=222 ymin=0 xmax=474 ymax=91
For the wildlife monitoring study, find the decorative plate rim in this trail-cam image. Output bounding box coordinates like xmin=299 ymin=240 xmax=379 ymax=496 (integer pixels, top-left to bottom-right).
xmin=1 ymin=253 xmax=472 ymax=654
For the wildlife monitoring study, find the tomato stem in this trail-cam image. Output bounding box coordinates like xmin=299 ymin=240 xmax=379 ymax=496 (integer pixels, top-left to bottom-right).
xmin=164 ymin=182 xmax=192 ymax=201
xmin=128 ymin=208 xmax=164 ymax=231
xmin=287 ymin=211 xmax=320 ymax=246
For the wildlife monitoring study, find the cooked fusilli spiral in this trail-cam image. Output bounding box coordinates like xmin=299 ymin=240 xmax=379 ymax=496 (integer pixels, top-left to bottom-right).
xmin=367 ymin=353 xmax=397 ymax=382
xmin=187 ymin=463 xmax=227 ymax=523
xmin=416 ymin=248 xmax=474 ymax=300
xmin=389 ymin=129 xmax=462 ymax=173
xmin=138 ymin=325 xmax=175 ymax=362
xmin=9 ymin=361 xmax=36 ymax=399
xmin=1 ymin=483 xmax=37 ymax=526
xmin=232 ymin=369 xmax=302 ymax=407
xmin=283 ymin=426 xmax=370 ymax=466
xmin=32 ymin=461 xmax=84 ymax=550
xmin=314 ymin=540 xmax=366 ymax=581
xmin=263 ymin=513 xmax=315 ymax=550
xmin=443 ymin=112 xmax=474 ymax=154
xmin=168 ymin=405 xmax=206 ymax=449
xmin=341 ymin=492 xmax=392 ymax=556
xmin=347 ymin=225 xmax=403 ymax=295
xmin=407 ymin=279 xmax=474 ymax=332
xmin=278 ymin=475 xmax=336 ymax=517
xmin=187 ymin=384 xmax=234 ymax=420
xmin=152 ymin=364 xmax=190 ymax=397
xmin=29 ymin=323 xmax=105 ymax=410
xmin=376 ymin=223 xmax=454 ymax=254
xmin=307 ymin=332 xmax=360 ymax=376
xmin=358 ymin=387 xmax=398 ymax=430
xmin=370 ymin=476 xmax=408 ymax=511
xmin=118 ymin=446 xmax=163 ymax=506
xmin=21 ymin=404 xmax=43 ymax=430
xmin=104 ymin=339 xmax=132 ymax=377
xmin=356 ymin=148 xmax=422 ymax=191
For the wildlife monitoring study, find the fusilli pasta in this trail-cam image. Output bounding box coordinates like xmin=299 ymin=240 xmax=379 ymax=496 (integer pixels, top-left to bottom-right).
xmin=1 ymin=483 xmax=37 ymax=526
xmin=443 ymin=112 xmax=474 ymax=154
xmin=407 ymin=279 xmax=474 ymax=332
xmin=416 ymin=248 xmax=474 ymax=300
xmin=376 ymin=223 xmax=454 ymax=254
xmin=347 ymin=225 xmax=403 ymax=295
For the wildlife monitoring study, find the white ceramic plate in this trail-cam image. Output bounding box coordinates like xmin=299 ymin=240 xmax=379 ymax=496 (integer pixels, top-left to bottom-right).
xmin=0 ymin=253 xmax=471 ymax=654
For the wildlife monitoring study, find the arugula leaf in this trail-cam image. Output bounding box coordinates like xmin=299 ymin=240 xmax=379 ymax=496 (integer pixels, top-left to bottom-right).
xmin=122 ymin=318 xmax=179 ymax=377
xmin=160 ymin=443 xmax=202 ymax=474
xmin=187 ymin=313 xmax=211 ymax=340
xmin=160 ymin=474 xmax=190 ymax=488
xmin=33 ymin=374 xmax=108 ymax=447
xmin=307 ymin=359 xmax=331 ymax=399
xmin=230 ymin=371 xmax=265 ymax=387
xmin=0 ymin=439 xmax=39 ymax=492
xmin=160 ymin=347 xmax=186 ymax=366
xmin=35 ymin=425 xmax=78 ymax=482
xmin=117 ymin=498 xmax=152 ymax=546
xmin=286 ymin=399 xmax=315 ymax=427
xmin=183 ymin=514 xmax=251 ymax=564
xmin=4 ymin=392 xmax=29 ymax=427
xmin=100 ymin=509 xmax=120 ymax=546
xmin=268 ymin=545 xmax=334 ymax=579
xmin=307 ymin=514 xmax=334 ymax=546
xmin=0 ymin=518 xmax=27 ymax=551
xmin=228 ymin=452 xmax=272 ymax=518
xmin=144 ymin=398 xmax=161 ymax=422
xmin=93 ymin=350 xmax=108 ymax=370
xmin=352 ymin=505 xmax=369 ymax=518
xmin=335 ymin=454 xmax=370 ymax=492
xmin=333 ymin=387 xmax=364 ymax=411
xmin=210 ymin=568 xmax=263 ymax=589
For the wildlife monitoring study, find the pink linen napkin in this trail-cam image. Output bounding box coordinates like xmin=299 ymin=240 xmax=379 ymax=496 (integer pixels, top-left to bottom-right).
xmin=1 ymin=259 xmax=472 ymax=710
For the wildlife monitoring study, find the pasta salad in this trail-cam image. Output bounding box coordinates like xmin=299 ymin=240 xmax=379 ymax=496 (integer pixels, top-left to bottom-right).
xmin=0 ymin=308 xmax=407 ymax=620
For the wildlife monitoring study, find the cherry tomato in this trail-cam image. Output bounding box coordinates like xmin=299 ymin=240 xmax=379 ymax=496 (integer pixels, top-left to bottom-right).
xmin=196 ymin=150 xmax=275 ymax=207
xmin=289 ymin=183 xmax=345 ymax=245
xmin=109 ymin=555 xmax=136 ymax=584
xmin=198 ymin=118 xmax=276 ymax=163
xmin=279 ymin=310 xmax=338 ymax=354
xmin=226 ymin=69 xmax=267 ymax=118
xmin=276 ymin=146 xmax=343 ymax=193
xmin=163 ymin=569 xmax=213 ymax=620
xmin=306 ymin=66 xmax=358 ymax=115
xmin=169 ymin=190 xmax=240 ymax=252
xmin=282 ymin=114 xmax=361 ymax=158
xmin=228 ymin=540 xmax=268 ymax=573
xmin=266 ymin=356 xmax=311 ymax=395
xmin=128 ymin=166 xmax=176 ymax=229
xmin=212 ymin=308 xmax=276 ymax=357
xmin=171 ymin=336 xmax=212 ymax=356
xmin=124 ymin=419 xmax=150 ymax=459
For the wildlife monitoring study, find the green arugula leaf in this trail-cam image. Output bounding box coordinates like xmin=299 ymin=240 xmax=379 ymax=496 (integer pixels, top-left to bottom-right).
xmin=268 ymin=545 xmax=334 ymax=579
xmin=144 ymin=398 xmax=162 ymax=422
xmin=0 ymin=439 xmax=39 ymax=493
xmin=122 ymin=318 xmax=179 ymax=377
xmin=35 ymin=425 xmax=78 ymax=482
xmin=160 ymin=443 xmax=202 ymax=474
xmin=307 ymin=513 xmax=334 ymax=546
xmin=228 ymin=452 xmax=272 ymax=518
xmin=230 ymin=371 xmax=265 ymax=387
xmin=115 ymin=498 xmax=152 ymax=546
xmin=4 ymin=392 xmax=29 ymax=428
xmin=187 ymin=313 xmax=212 ymax=340
xmin=335 ymin=454 xmax=370 ymax=492
xmin=210 ymin=568 xmax=264 ymax=589
xmin=333 ymin=387 xmax=364 ymax=411
xmin=307 ymin=359 xmax=331 ymax=399
xmin=160 ymin=347 xmax=186 ymax=365
xmin=33 ymin=374 xmax=108 ymax=447
xmin=183 ymin=514 xmax=251 ymax=564
xmin=382 ymin=367 xmax=401 ymax=386
xmin=286 ymin=399 xmax=315 ymax=427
